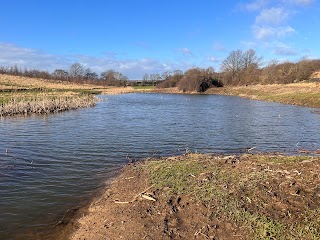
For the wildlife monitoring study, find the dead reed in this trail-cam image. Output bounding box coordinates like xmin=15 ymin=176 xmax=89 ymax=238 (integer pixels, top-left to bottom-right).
xmin=0 ymin=94 xmax=98 ymax=117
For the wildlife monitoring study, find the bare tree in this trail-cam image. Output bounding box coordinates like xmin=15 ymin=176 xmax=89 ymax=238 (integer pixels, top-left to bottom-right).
xmin=69 ymin=63 xmax=85 ymax=81
xmin=52 ymin=69 xmax=69 ymax=81
xmin=100 ymin=69 xmax=128 ymax=86
xmin=84 ymin=68 xmax=98 ymax=80
xmin=243 ymin=49 xmax=262 ymax=69
xmin=221 ymin=50 xmax=244 ymax=84
xmin=143 ymin=74 xmax=149 ymax=81
xmin=221 ymin=49 xmax=262 ymax=85
xmin=157 ymin=70 xmax=183 ymax=88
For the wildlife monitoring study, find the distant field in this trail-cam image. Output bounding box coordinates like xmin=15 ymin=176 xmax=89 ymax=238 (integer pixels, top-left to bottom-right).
xmin=0 ymin=74 xmax=105 ymax=91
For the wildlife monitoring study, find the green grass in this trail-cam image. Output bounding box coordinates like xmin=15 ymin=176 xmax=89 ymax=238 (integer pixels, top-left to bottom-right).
xmin=133 ymin=85 xmax=155 ymax=90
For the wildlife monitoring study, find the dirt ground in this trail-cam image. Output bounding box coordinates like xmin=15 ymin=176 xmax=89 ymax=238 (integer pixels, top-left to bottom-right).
xmin=69 ymin=165 xmax=238 ymax=240
xmin=68 ymin=153 xmax=320 ymax=240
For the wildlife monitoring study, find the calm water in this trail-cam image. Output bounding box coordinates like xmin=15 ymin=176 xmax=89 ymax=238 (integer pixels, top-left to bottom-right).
xmin=0 ymin=93 xmax=319 ymax=239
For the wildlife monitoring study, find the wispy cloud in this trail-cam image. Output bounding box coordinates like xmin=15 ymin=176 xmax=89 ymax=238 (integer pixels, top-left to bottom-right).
xmin=272 ymin=42 xmax=298 ymax=56
xmin=240 ymin=0 xmax=269 ymax=11
xmin=284 ymin=0 xmax=314 ymax=6
xmin=0 ymin=43 xmax=68 ymax=70
xmin=251 ymin=6 xmax=295 ymax=40
xmin=253 ymin=25 xmax=295 ymax=40
xmin=207 ymin=56 xmax=221 ymax=63
xmin=237 ymin=0 xmax=317 ymax=61
xmin=255 ymin=7 xmax=290 ymax=26
xmin=0 ymin=42 xmax=196 ymax=79
xmin=176 ymin=47 xmax=193 ymax=57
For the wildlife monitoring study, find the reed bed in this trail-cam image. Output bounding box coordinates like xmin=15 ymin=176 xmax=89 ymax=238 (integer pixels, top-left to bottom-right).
xmin=0 ymin=94 xmax=98 ymax=117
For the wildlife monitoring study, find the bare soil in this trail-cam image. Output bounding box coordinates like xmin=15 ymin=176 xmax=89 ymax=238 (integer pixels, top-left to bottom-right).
xmin=69 ymin=153 xmax=320 ymax=240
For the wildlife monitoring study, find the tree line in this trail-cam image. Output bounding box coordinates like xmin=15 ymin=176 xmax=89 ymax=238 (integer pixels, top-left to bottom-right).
xmin=220 ymin=49 xmax=320 ymax=85
xmin=0 ymin=63 xmax=129 ymax=87
xmin=1 ymin=49 xmax=320 ymax=90
xmin=156 ymin=49 xmax=320 ymax=92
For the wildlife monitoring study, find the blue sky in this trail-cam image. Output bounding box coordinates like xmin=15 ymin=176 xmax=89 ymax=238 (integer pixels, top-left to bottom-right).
xmin=0 ymin=0 xmax=319 ymax=79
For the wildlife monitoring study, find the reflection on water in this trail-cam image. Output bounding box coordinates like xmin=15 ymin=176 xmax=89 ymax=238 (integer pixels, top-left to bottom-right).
xmin=0 ymin=93 xmax=319 ymax=239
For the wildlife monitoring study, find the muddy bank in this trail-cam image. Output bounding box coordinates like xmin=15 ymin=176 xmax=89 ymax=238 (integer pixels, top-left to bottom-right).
xmin=69 ymin=153 xmax=320 ymax=240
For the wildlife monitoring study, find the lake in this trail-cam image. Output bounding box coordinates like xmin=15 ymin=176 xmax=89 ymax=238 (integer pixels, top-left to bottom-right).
xmin=0 ymin=93 xmax=319 ymax=239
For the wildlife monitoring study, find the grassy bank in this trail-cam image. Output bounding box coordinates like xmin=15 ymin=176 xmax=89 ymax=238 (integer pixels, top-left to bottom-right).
xmin=70 ymin=153 xmax=320 ymax=240
xmin=206 ymin=82 xmax=320 ymax=108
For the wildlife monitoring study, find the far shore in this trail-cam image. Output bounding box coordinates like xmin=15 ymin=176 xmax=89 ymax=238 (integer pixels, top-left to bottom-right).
xmin=146 ymin=82 xmax=320 ymax=108
xmin=2 ymin=74 xmax=320 ymax=116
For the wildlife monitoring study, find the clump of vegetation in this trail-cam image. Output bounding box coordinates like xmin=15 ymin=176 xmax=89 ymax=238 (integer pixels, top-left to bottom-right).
xmin=0 ymin=94 xmax=97 ymax=117
xmin=0 ymin=74 xmax=102 ymax=117
xmin=143 ymin=153 xmax=320 ymax=239
xmin=157 ymin=68 xmax=223 ymax=93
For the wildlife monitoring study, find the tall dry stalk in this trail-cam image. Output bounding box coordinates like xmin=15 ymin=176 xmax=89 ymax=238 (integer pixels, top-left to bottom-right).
xmin=0 ymin=94 xmax=98 ymax=117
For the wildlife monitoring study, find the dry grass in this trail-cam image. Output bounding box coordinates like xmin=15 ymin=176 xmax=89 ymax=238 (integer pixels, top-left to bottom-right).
xmin=0 ymin=74 xmax=142 ymax=95
xmin=206 ymin=82 xmax=320 ymax=107
xmin=0 ymin=94 xmax=97 ymax=117
xmin=100 ymin=86 xmax=135 ymax=94
xmin=0 ymin=74 xmax=105 ymax=90
xmin=311 ymin=71 xmax=320 ymax=79
xmin=0 ymin=74 xmax=148 ymax=116
xmin=0 ymin=74 xmax=105 ymax=117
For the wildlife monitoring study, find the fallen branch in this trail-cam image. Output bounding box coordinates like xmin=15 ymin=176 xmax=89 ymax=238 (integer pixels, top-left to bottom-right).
xmin=247 ymin=147 xmax=256 ymax=152
xmin=141 ymin=194 xmax=156 ymax=201
xmin=114 ymin=185 xmax=154 ymax=204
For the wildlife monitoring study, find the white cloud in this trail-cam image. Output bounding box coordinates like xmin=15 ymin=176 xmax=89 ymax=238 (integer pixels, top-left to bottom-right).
xmin=0 ymin=42 xmax=196 ymax=79
xmin=252 ymin=6 xmax=296 ymax=40
xmin=273 ymin=43 xmax=298 ymax=56
xmin=207 ymin=56 xmax=221 ymax=63
xmin=284 ymin=0 xmax=314 ymax=6
xmin=241 ymin=0 xmax=269 ymax=11
xmin=0 ymin=43 xmax=69 ymax=70
xmin=255 ymin=7 xmax=290 ymax=25
xmin=253 ymin=26 xmax=295 ymax=40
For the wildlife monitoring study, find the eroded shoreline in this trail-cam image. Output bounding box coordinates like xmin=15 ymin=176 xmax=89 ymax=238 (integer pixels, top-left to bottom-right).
xmin=68 ymin=153 xmax=320 ymax=240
